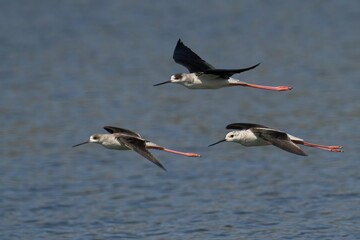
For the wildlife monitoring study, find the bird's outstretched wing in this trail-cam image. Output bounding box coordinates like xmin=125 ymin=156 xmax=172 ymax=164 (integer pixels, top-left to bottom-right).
xmin=117 ymin=135 xmax=167 ymax=171
xmin=104 ymin=126 xmax=141 ymax=138
xmin=226 ymin=123 xmax=268 ymax=130
xmin=252 ymin=128 xmax=307 ymax=156
xmin=173 ymin=39 xmax=215 ymax=73
xmin=203 ymin=63 xmax=260 ymax=79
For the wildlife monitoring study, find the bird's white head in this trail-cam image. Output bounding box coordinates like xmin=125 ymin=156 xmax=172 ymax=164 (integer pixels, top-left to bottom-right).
xmin=72 ymin=134 xmax=103 ymax=148
xmin=89 ymin=134 xmax=102 ymax=143
xmin=208 ymin=131 xmax=241 ymax=147
xmin=170 ymin=73 xmax=187 ymax=83
xmin=224 ymin=131 xmax=241 ymax=142
xmin=153 ymin=73 xmax=189 ymax=86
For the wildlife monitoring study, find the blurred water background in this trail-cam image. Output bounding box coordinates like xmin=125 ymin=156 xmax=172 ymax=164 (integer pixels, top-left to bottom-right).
xmin=1 ymin=1 xmax=360 ymax=239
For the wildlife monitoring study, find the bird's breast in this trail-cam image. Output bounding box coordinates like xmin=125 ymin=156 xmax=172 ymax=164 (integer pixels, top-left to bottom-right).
xmin=103 ymin=139 xmax=129 ymax=150
xmin=239 ymin=130 xmax=269 ymax=147
xmin=186 ymin=74 xmax=227 ymax=89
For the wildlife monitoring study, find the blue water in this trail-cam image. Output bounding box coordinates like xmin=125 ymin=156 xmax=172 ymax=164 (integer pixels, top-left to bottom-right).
xmin=1 ymin=1 xmax=360 ymax=239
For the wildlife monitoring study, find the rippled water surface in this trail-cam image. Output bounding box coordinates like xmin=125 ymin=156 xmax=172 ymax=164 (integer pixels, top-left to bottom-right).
xmin=1 ymin=1 xmax=360 ymax=239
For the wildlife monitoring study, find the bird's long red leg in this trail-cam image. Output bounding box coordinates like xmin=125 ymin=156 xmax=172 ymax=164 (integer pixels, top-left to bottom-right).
xmin=302 ymin=141 xmax=343 ymax=152
xmin=229 ymin=82 xmax=292 ymax=91
xmin=147 ymin=146 xmax=200 ymax=157
xmin=162 ymin=148 xmax=201 ymax=157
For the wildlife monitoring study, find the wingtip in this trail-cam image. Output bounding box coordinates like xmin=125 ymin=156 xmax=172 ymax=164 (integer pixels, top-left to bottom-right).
xmin=225 ymin=123 xmax=236 ymax=129
xmin=103 ymin=126 xmax=114 ymax=133
xmin=296 ymin=149 xmax=308 ymax=156
xmin=160 ymin=165 xmax=167 ymax=171
xmin=154 ymin=160 xmax=167 ymax=171
xmin=225 ymin=123 xmax=241 ymax=129
xmin=287 ymin=150 xmax=307 ymax=156
xmin=250 ymin=62 xmax=261 ymax=70
xmin=152 ymin=160 xmax=167 ymax=171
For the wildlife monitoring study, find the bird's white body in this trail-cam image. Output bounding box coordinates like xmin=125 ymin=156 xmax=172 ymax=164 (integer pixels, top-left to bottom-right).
xmin=89 ymin=134 xmax=160 ymax=151
xmin=171 ymin=73 xmax=244 ymax=89
xmin=91 ymin=134 xmax=129 ymax=150
xmin=227 ymin=129 xmax=269 ymax=146
xmin=226 ymin=129 xmax=303 ymax=147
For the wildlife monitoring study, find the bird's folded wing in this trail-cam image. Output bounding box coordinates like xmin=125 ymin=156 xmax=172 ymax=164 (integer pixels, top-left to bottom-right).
xmin=117 ymin=135 xmax=166 ymax=170
xmin=253 ymin=128 xmax=307 ymax=156
xmin=226 ymin=123 xmax=268 ymax=130
xmin=173 ymin=39 xmax=215 ymax=73
xmin=203 ymin=63 xmax=260 ymax=79
xmin=104 ymin=126 xmax=141 ymax=137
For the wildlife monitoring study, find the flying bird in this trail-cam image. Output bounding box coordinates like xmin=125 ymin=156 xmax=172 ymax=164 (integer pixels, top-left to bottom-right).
xmin=73 ymin=126 xmax=200 ymax=171
xmin=154 ymin=39 xmax=292 ymax=91
xmin=209 ymin=123 xmax=343 ymax=155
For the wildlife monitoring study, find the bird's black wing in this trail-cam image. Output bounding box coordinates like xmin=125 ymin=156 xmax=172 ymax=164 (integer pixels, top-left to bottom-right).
xmin=252 ymin=128 xmax=307 ymax=156
xmin=117 ymin=135 xmax=167 ymax=171
xmin=226 ymin=123 xmax=269 ymax=130
xmin=203 ymin=63 xmax=260 ymax=79
xmin=173 ymin=39 xmax=215 ymax=73
xmin=104 ymin=126 xmax=141 ymax=138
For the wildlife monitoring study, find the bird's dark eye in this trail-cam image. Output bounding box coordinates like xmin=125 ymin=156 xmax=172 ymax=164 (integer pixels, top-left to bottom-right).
xmin=230 ymin=135 xmax=234 ymax=138
xmin=93 ymin=135 xmax=99 ymax=140
xmin=174 ymin=74 xmax=182 ymax=79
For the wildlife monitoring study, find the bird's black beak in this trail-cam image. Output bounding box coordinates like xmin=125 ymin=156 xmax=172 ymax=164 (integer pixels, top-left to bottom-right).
xmin=153 ymin=80 xmax=171 ymax=86
xmin=72 ymin=141 xmax=89 ymax=147
xmin=208 ymin=139 xmax=226 ymax=147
